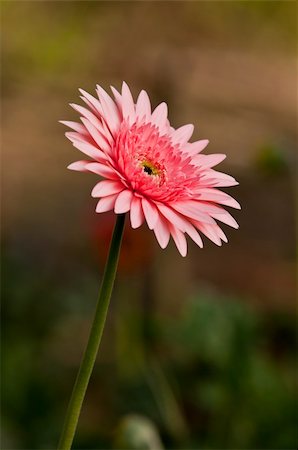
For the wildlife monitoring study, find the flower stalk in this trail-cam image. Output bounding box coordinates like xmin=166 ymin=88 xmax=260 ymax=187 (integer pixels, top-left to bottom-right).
xmin=58 ymin=213 xmax=126 ymax=450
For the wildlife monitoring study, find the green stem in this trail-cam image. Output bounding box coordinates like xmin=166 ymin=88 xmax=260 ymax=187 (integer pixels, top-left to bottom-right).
xmin=58 ymin=213 xmax=126 ymax=450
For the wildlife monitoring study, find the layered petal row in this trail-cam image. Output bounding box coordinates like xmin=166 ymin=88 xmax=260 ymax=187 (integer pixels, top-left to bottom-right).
xmin=62 ymin=82 xmax=240 ymax=256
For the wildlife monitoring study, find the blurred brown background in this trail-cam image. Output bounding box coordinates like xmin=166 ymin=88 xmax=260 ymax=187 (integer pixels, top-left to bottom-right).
xmin=1 ymin=1 xmax=297 ymax=449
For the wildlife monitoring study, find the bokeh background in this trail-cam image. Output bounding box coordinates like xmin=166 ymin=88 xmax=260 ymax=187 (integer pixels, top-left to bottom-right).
xmin=1 ymin=1 xmax=297 ymax=449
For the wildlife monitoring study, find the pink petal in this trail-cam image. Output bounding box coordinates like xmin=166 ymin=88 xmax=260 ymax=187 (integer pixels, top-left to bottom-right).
xmin=169 ymin=224 xmax=187 ymax=257
xmin=114 ymin=190 xmax=133 ymax=214
xmin=193 ymin=222 xmax=223 ymax=246
xmin=215 ymin=196 xmax=241 ymax=210
xmin=136 ymin=90 xmax=151 ymax=121
xmin=216 ymin=225 xmax=228 ymax=243
xmin=100 ymin=120 xmax=114 ymax=146
xmin=151 ymin=102 xmax=168 ymax=132
xmin=190 ymin=201 xmax=238 ymax=229
xmin=142 ymin=198 xmax=159 ymax=230
xmin=183 ymin=139 xmax=209 ymax=155
xmin=121 ymin=81 xmax=136 ymax=125
xmin=188 ymin=201 xmax=228 ymax=216
xmin=158 ymin=204 xmax=212 ymax=249
xmin=80 ymin=118 xmax=111 ymax=153
xmin=203 ymin=170 xmax=239 ymax=187
xmin=211 ymin=211 xmax=239 ymax=229
xmin=171 ymin=200 xmax=216 ymax=224
xmin=194 ymin=154 xmax=226 ymax=168
xmin=91 ymin=180 xmax=124 ymax=198
xmin=69 ymin=103 xmax=103 ymax=131
xmin=197 ymin=189 xmax=241 ymax=209
xmin=130 ymin=197 xmax=144 ymax=229
xmin=96 ymin=194 xmax=118 ymax=213
xmin=72 ymin=140 xmax=107 ymax=162
xmin=185 ymin=223 xmax=203 ymax=248
xmin=110 ymin=86 xmax=123 ymax=114
xmin=59 ymin=120 xmax=87 ymax=135
xmin=171 ymin=124 xmax=194 ymax=145
xmin=79 ymin=88 xmax=104 ymax=116
xmin=157 ymin=203 xmax=189 ymax=232
xmin=65 ymin=131 xmax=89 ymax=144
xmin=86 ymin=162 xmax=118 ymax=179
xmin=212 ymin=178 xmax=239 ymax=188
xmin=153 ymin=215 xmax=170 ymax=249
xmin=179 ymin=200 xmax=222 ymax=215
xmin=67 ymin=160 xmax=90 ymax=172
xmin=96 ymin=84 xmax=121 ymax=135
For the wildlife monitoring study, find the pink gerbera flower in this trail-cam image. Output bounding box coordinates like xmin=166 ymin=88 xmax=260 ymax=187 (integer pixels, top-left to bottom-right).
xmin=61 ymin=82 xmax=240 ymax=256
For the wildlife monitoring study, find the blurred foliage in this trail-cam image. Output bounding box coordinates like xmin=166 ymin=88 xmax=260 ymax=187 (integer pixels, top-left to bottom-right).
xmin=160 ymin=292 xmax=297 ymax=449
xmin=113 ymin=415 xmax=164 ymax=450
xmin=2 ymin=252 xmax=297 ymax=449
xmin=1 ymin=0 xmax=296 ymax=91
xmin=255 ymin=144 xmax=289 ymax=177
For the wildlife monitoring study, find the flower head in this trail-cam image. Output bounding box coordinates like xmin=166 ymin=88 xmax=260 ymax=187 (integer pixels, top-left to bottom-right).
xmin=61 ymin=82 xmax=240 ymax=256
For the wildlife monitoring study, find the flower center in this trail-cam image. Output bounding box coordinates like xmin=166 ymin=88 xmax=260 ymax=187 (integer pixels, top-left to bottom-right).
xmin=141 ymin=160 xmax=161 ymax=177
xmin=143 ymin=165 xmax=153 ymax=175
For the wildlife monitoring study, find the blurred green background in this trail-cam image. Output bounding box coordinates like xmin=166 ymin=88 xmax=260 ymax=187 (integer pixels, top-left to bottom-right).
xmin=1 ymin=1 xmax=297 ymax=449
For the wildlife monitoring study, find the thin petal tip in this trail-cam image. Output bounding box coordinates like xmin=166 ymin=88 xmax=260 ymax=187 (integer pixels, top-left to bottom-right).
xmin=91 ymin=188 xmax=98 ymax=198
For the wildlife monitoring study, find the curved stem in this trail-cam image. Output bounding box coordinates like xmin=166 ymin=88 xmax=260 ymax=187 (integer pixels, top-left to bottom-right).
xmin=58 ymin=213 xmax=126 ymax=450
